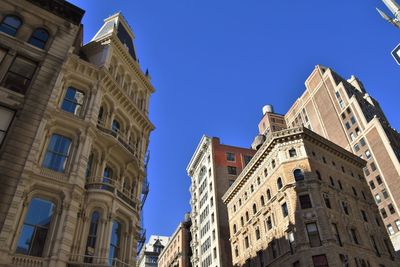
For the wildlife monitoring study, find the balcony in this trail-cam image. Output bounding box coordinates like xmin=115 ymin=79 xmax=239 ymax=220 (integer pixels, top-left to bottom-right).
xmin=68 ymin=255 xmax=134 ymax=267
xmin=85 ymin=177 xmax=136 ymax=209
xmin=96 ymin=121 xmax=138 ymax=160
xmin=11 ymin=254 xmax=46 ymax=267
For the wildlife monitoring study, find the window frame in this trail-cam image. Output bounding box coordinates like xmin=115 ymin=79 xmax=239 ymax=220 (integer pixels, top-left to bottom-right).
xmin=28 ymin=27 xmax=50 ymax=49
xmin=0 ymin=15 xmax=22 ymax=36
xmin=42 ymin=133 xmax=72 ymax=173
xmin=1 ymin=55 xmax=37 ymax=95
xmin=60 ymin=86 xmax=86 ymax=117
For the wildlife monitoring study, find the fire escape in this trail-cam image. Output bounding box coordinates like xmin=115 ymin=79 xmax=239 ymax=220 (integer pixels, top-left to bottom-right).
xmin=137 ymin=150 xmax=150 ymax=255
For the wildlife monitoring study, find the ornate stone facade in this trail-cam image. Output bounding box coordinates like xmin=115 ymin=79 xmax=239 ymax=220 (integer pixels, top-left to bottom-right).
xmin=0 ymin=2 xmax=154 ymax=266
xmin=223 ymin=127 xmax=398 ymax=266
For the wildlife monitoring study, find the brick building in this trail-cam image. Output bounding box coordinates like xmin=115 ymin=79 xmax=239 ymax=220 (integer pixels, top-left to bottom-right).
xmin=187 ymin=136 xmax=255 ymax=267
xmin=223 ymin=127 xmax=398 ymax=266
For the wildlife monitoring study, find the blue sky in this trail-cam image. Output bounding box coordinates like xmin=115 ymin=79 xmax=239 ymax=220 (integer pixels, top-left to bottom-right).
xmin=69 ymin=0 xmax=399 ymax=238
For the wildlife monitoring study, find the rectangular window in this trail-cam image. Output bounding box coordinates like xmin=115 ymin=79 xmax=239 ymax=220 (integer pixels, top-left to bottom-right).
xmin=369 ymin=180 xmax=375 ymax=189
xmin=350 ymin=116 xmax=356 ymax=124
xmin=361 ymin=210 xmax=368 ymax=222
xmin=227 ymin=166 xmax=237 ymax=175
xmin=61 ymin=87 xmax=85 ymax=116
xmin=370 ymin=162 xmax=377 ymax=171
xmin=2 ymin=56 xmax=37 ymax=94
xmin=312 ymin=254 xmax=329 ymax=267
xmin=359 ymin=138 xmax=366 ymax=146
xmin=354 ymin=143 xmax=360 ymax=152
xmin=376 ymin=175 xmax=383 ymax=185
xmin=387 ymin=224 xmax=395 ymax=235
xmin=375 ymin=194 xmax=382 ymax=204
xmin=281 ymin=202 xmax=288 ymax=217
xmin=342 ymin=202 xmax=350 ymax=215
xmin=350 ymin=133 xmax=356 ymax=141
xmin=288 ymin=231 xmax=295 ymax=254
xmin=299 ymin=194 xmax=312 ymax=209
xmin=0 ymin=106 xmax=15 ymax=146
xmin=306 ymin=223 xmax=321 ymax=247
xmin=266 ymin=216 xmax=272 ymax=230
xmin=350 ymin=228 xmax=359 ymax=244
xmin=395 ymin=220 xmax=400 ymax=231
xmin=226 ymin=152 xmax=235 ymax=161
xmin=244 ymin=236 xmax=249 ymax=248
xmin=345 ymin=122 xmax=351 ymax=129
xmin=42 ymin=134 xmax=72 ymax=172
xmin=323 ymin=194 xmax=331 ymax=209
xmin=382 ymin=189 xmax=389 ymax=199
xmin=332 ymin=223 xmax=342 ymax=246
xmin=381 ymin=208 xmax=387 ymax=219
xmin=388 ymin=204 xmax=395 ymax=214
xmin=365 ymin=150 xmax=372 ymax=159
xmin=243 ymin=155 xmax=252 ymax=166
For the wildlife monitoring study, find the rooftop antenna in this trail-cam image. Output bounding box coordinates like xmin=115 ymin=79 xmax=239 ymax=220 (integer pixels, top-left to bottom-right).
xmin=376 ymin=0 xmax=400 ymax=28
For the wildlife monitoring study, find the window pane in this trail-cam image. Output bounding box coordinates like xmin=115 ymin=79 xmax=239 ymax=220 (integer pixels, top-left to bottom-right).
xmin=28 ymin=28 xmax=49 ymax=49
xmin=9 ymin=57 xmax=36 ymax=78
xmin=42 ymin=134 xmax=71 ymax=172
xmin=16 ymin=198 xmax=54 ymax=257
xmin=0 ymin=16 xmax=22 ymax=36
xmin=2 ymin=56 xmax=36 ymax=94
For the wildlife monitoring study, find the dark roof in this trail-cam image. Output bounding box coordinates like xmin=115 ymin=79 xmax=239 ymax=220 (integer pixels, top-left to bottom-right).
xmin=26 ymin=0 xmax=85 ymax=25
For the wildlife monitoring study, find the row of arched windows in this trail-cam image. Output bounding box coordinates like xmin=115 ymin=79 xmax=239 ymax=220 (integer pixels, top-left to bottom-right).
xmin=0 ymin=15 xmax=49 ymax=49
xmin=15 ymin=197 xmax=123 ymax=263
xmin=232 ymin=169 xmax=305 ymax=213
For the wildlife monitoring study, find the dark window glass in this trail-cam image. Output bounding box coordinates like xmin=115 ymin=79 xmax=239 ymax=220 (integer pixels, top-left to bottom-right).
xmin=370 ymin=235 xmax=380 ymax=257
xmin=352 ymin=187 xmax=357 ymax=196
xmin=350 ymin=228 xmax=359 ymax=244
xmin=226 ymin=152 xmax=235 ymax=161
xmin=28 ymin=28 xmax=49 ymax=49
xmin=281 ymin=202 xmax=288 ymax=217
xmin=329 ymin=176 xmax=335 ymax=186
xmin=277 ymin=177 xmax=283 ymax=190
xmin=289 ymin=148 xmax=297 ymax=157
xmin=345 ymin=122 xmax=351 ymax=129
xmin=294 ymin=169 xmax=304 ymax=181
xmin=361 ymin=210 xmax=368 ymax=222
xmin=227 ymin=166 xmax=237 ymax=175
xmin=0 ymin=15 xmax=22 ymax=36
xmin=266 ymin=216 xmax=272 ymax=230
xmin=306 ymin=223 xmax=321 ymax=247
xmin=332 ymin=223 xmax=342 ymax=246
xmin=253 ymin=204 xmax=257 ymax=214
xmin=42 ymin=134 xmax=71 ymax=172
xmin=61 ymin=87 xmax=85 ymax=116
xmin=360 ymin=138 xmax=366 ymax=146
xmin=338 ymin=180 xmax=343 ymax=190
xmin=2 ymin=56 xmax=36 ymax=94
xmin=264 ymin=168 xmax=268 ymax=177
xmin=267 ymin=189 xmax=271 ymax=200
xmin=369 ymin=180 xmax=375 ymax=189
xmin=323 ymin=194 xmax=331 ymax=209
xmin=109 ymin=220 xmax=122 ymax=265
xmin=255 ymin=227 xmax=260 ymax=240
xmin=271 ymin=160 xmax=276 ymax=168
xmin=299 ymin=195 xmax=312 ymax=209
xmin=85 ymin=212 xmax=100 ymax=261
xmin=260 ymin=195 xmax=265 ymax=206
xmin=312 ymin=254 xmax=329 ymax=267
xmin=244 ymin=236 xmax=249 ymax=248
xmin=245 ymin=211 xmax=249 ymax=221
xmin=376 ymin=175 xmax=383 ymax=185
xmin=112 ymin=119 xmax=120 ymax=133
xmin=388 ymin=204 xmax=395 ymax=214
xmin=382 ymin=189 xmax=389 ymax=199
xmin=342 ymin=202 xmax=350 ymax=215
xmin=244 ymin=155 xmax=252 ymax=166
xmin=16 ymin=198 xmax=55 ymax=256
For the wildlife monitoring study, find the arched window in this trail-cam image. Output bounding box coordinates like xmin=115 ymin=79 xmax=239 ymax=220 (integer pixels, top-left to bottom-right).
xmin=235 ymin=246 xmax=239 ymax=257
xmin=233 ymin=205 xmax=236 ymax=212
xmin=0 ymin=15 xmax=22 ymax=36
xmin=233 ymin=224 xmax=237 ymax=233
xmin=271 ymin=160 xmax=276 ymax=168
xmin=277 ymin=177 xmax=283 ymax=190
xmin=103 ymin=166 xmax=113 ymax=184
xmin=109 ymin=220 xmax=122 ymax=265
xmin=257 ymin=177 xmax=261 ymax=185
xmin=239 ymin=198 xmax=242 ymax=206
xmin=267 ymin=189 xmax=271 ymax=200
xmin=261 ymin=195 xmax=265 ymax=206
xmin=85 ymin=211 xmax=100 ymax=262
xmin=16 ymin=198 xmax=55 ymax=256
xmin=28 ymin=28 xmax=49 ymax=49
xmin=240 ymin=216 xmax=244 ymax=226
xmin=112 ymin=119 xmax=120 ymax=133
xmin=245 ymin=211 xmax=249 ymax=221
xmin=250 ymin=185 xmax=254 ymax=192
xmin=85 ymin=152 xmax=94 ymax=178
xmin=294 ymin=169 xmax=304 ymax=182
xmin=316 ymin=170 xmax=322 ymax=180
xmin=253 ymin=204 xmax=257 ymax=214
xmin=98 ymin=106 xmax=105 ymax=124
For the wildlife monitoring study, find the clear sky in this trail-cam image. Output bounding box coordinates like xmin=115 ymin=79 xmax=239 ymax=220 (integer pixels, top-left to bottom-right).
xmin=69 ymin=0 xmax=399 ymax=239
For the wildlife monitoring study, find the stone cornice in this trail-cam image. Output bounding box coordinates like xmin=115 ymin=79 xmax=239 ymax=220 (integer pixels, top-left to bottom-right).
xmin=222 ymin=127 xmax=366 ymax=204
xmin=186 ymin=135 xmax=211 ymax=177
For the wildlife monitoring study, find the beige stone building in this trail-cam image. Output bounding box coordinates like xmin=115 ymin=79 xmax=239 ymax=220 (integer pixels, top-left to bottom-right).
xmin=223 ymin=127 xmax=398 ymax=266
xmin=0 ymin=1 xmax=154 ymax=266
xmin=187 ymin=137 xmax=255 ymax=267
xmin=283 ymin=65 xmax=400 ymax=252
xmin=158 ymin=216 xmax=192 ymax=267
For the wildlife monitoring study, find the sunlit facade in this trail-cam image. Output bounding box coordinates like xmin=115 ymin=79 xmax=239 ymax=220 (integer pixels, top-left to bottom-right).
xmin=0 ymin=1 xmax=153 ymax=266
